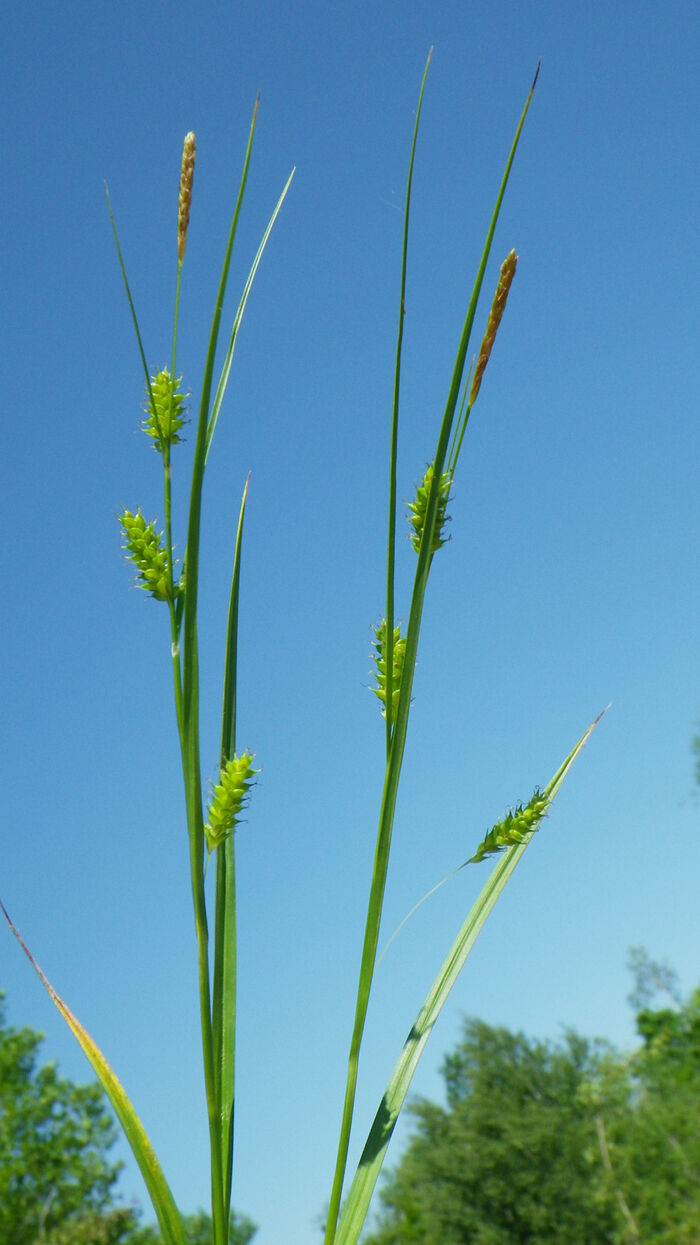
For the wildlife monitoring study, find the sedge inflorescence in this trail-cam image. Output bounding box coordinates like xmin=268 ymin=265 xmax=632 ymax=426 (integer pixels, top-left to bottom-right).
xmin=469 ymin=789 xmax=550 ymax=864
xmin=407 ymin=462 xmax=452 ymax=555
xmin=142 ymin=367 xmax=187 ymax=453
xmin=371 ymin=620 xmax=407 ymax=720
xmin=204 ymin=753 xmax=258 ymax=852
xmin=119 ymin=509 xmax=179 ymax=602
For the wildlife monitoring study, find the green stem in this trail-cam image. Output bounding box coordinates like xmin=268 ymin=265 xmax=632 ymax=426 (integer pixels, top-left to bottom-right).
xmin=182 ymin=740 xmax=226 ymax=1244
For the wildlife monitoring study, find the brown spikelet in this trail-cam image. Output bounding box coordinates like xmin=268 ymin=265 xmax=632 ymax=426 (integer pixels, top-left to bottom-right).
xmin=177 ymin=132 xmax=196 ymax=262
xmin=469 ymin=249 xmax=518 ymax=405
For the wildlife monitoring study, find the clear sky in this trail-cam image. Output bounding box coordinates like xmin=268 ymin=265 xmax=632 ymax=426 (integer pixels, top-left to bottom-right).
xmin=2 ymin=2 xmax=699 ymax=1243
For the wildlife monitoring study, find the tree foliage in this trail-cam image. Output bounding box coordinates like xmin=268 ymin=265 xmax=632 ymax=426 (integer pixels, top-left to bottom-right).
xmin=602 ymin=983 xmax=700 ymax=1243
xmin=365 ymin=971 xmax=700 ymax=1245
xmin=365 ymin=1020 xmax=619 ymax=1244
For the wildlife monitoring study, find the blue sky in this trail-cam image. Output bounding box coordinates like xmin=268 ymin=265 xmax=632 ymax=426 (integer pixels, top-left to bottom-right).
xmin=2 ymin=1 xmax=699 ymax=1242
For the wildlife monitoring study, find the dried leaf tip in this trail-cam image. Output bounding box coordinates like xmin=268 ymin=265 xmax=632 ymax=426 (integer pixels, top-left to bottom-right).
xmin=469 ymin=249 xmax=518 ymax=406
xmin=177 ymin=131 xmax=196 ymax=262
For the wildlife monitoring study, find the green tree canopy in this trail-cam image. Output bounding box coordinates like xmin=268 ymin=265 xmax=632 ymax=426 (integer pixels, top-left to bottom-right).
xmin=365 ymin=1019 xmax=619 ymax=1244
xmin=365 ymin=975 xmax=700 ymax=1245
xmin=601 ymin=983 xmax=700 ymax=1243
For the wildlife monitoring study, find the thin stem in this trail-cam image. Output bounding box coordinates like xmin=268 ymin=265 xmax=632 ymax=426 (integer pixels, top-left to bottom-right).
xmin=595 ymin=1113 xmax=641 ymax=1243
xmin=182 ymin=746 xmax=226 ymax=1244
xmin=163 ymin=259 xmax=184 ymax=695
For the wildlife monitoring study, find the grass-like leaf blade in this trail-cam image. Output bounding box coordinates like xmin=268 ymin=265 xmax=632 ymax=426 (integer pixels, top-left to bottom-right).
xmin=0 ymin=902 xmax=187 ymax=1245
xmin=334 ymin=709 xmax=604 ymax=1245
xmin=212 ymin=474 xmax=250 ymax=1221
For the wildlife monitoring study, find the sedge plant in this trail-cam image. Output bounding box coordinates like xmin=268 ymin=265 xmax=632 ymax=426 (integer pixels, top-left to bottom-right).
xmin=2 ymin=54 xmax=606 ymax=1245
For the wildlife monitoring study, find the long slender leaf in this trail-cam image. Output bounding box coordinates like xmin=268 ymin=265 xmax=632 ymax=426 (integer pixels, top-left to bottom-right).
xmin=384 ymin=48 xmax=433 ymax=751
xmin=205 ymin=171 xmax=295 ymax=462
xmin=0 ymin=902 xmax=187 ymax=1245
xmin=325 ymin=62 xmax=539 ymax=1245
xmin=179 ymin=102 xmax=261 ymax=1245
xmin=323 ymin=53 xmax=434 ymax=1239
xmin=212 ymin=474 xmax=250 ymax=1222
xmin=173 ymin=158 xmax=293 ymax=636
xmin=334 ymin=710 xmax=605 ymax=1245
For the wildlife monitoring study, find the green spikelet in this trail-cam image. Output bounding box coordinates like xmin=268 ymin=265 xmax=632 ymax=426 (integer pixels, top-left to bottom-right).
xmin=119 ymin=508 xmax=178 ymax=602
xmin=468 ymin=788 xmax=550 ymax=864
xmin=142 ymin=368 xmax=187 ymax=452
xmin=371 ymin=620 xmax=406 ymax=720
xmin=407 ymin=462 xmax=452 ymax=555
xmin=204 ymin=752 xmax=258 ymax=852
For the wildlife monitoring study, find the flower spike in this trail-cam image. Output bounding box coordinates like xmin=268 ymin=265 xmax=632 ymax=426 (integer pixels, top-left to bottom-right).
xmin=371 ymin=620 xmax=406 ymax=720
xmin=204 ymin=752 xmax=258 ymax=852
xmin=468 ymin=788 xmax=549 ymax=864
xmin=407 ymin=462 xmax=452 ymax=555
xmin=119 ymin=508 xmax=179 ymax=602
xmin=177 ymin=132 xmax=196 ymax=262
xmin=469 ymin=249 xmax=518 ymax=406
xmin=142 ymin=368 xmax=187 ymax=453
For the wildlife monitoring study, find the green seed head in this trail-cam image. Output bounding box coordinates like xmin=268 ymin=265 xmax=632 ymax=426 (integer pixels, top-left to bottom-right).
xmin=469 ymin=788 xmax=549 ymax=864
xmin=142 ymin=368 xmax=187 ymax=453
xmin=204 ymin=752 xmax=258 ymax=852
xmin=371 ymin=619 xmax=406 ymax=719
xmin=119 ymin=508 xmax=179 ymax=602
xmin=407 ymin=462 xmax=452 ymax=555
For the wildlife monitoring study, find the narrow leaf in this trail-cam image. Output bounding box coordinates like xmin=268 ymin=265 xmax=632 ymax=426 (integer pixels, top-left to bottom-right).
xmin=213 ymin=474 xmax=250 ymax=1220
xmin=1 ymin=902 xmax=187 ymax=1245
xmin=205 ymin=171 xmax=295 ymax=462
xmin=324 ymin=50 xmax=434 ymax=1245
xmin=326 ymin=60 xmax=540 ymax=1245
xmin=334 ymin=709 xmax=604 ymax=1245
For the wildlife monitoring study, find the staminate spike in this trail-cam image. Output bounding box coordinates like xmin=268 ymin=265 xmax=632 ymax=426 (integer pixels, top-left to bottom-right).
xmin=469 ymin=249 xmax=518 ymax=405
xmin=178 ymin=132 xmax=196 ymax=262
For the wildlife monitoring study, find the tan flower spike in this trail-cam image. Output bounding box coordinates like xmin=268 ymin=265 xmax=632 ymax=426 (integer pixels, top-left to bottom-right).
xmin=177 ymin=131 xmax=196 ymax=262
xmin=469 ymin=249 xmax=518 ymax=405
